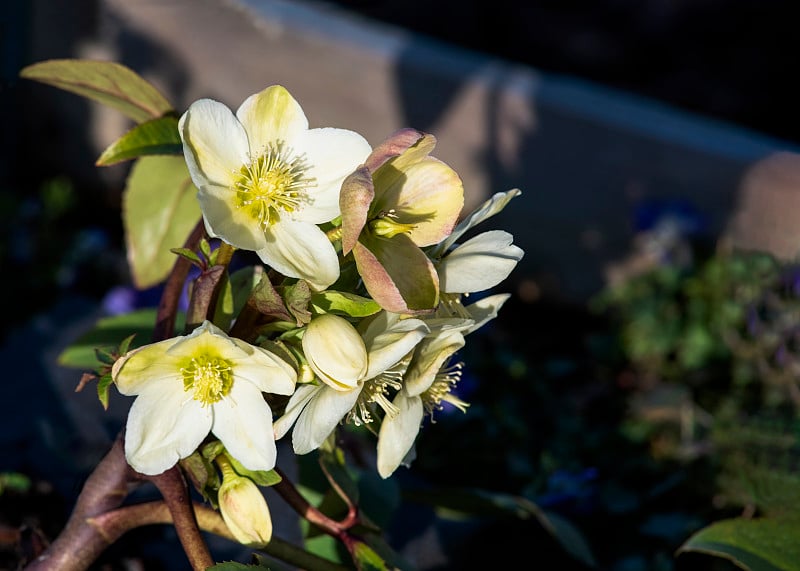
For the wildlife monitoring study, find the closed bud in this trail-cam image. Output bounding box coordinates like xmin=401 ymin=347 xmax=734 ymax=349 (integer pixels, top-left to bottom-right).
xmin=218 ymin=456 xmax=272 ymax=547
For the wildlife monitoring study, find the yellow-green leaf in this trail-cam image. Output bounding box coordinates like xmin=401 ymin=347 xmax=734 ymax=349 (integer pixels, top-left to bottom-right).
xmin=20 ymin=59 xmax=172 ymax=123
xmin=96 ymin=115 xmax=182 ymax=166
xmin=310 ymin=290 xmax=381 ymax=317
xmin=677 ymin=517 xmax=800 ymax=571
xmin=124 ymin=155 xmax=201 ymax=289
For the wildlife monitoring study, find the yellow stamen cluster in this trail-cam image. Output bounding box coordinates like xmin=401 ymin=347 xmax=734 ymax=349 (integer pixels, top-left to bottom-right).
xmin=369 ymin=209 xmax=416 ymax=239
xmin=423 ymin=361 xmax=468 ymax=419
xmin=180 ymin=354 xmax=234 ymax=406
xmin=233 ymin=141 xmax=314 ymax=228
xmin=436 ymin=292 xmax=472 ymax=319
xmin=348 ymin=362 xmax=407 ymax=426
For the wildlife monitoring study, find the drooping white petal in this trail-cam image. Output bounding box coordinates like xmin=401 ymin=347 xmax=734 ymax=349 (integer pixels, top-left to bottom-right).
xmin=291 ymin=385 xmax=361 ymax=454
xmin=431 ymin=189 xmax=522 ymax=257
xmin=124 ymin=383 xmax=211 ymax=475
xmin=236 ymin=85 xmax=308 ymax=153
xmin=211 ymin=382 xmax=278 ymax=472
xmin=197 ymin=184 xmax=268 ymax=252
xmin=404 ymin=329 xmax=465 ymax=397
xmin=438 ymin=230 xmax=524 ymax=294
xmin=179 ymin=98 xmax=249 ymax=189
xmin=463 ymin=293 xmax=511 ymax=334
xmin=377 ymin=392 xmax=424 ymax=478
xmin=362 ymin=315 xmax=429 ymax=379
xmin=257 ymin=219 xmax=339 ymax=291
xmin=303 ymin=314 xmax=367 ymax=390
xmin=273 ymin=384 xmax=320 ymax=440
xmin=295 ymin=127 xmax=372 ymax=223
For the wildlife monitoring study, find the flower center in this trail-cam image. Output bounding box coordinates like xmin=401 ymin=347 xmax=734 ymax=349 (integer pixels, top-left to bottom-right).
xmin=233 ymin=141 xmax=315 ymax=228
xmin=423 ymin=361 xmax=468 ymax=418
xmin=180 ymin=355 xmax=234 ymax=406
xmin=368 ymin=209 xmax=416 ymax=239
xmin=347 ymin=359 xmax=408 ymax=427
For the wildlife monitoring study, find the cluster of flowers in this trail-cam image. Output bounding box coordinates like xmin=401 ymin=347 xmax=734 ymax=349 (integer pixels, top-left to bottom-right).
xmin=110 ymin=85 xmax=523 ymax=542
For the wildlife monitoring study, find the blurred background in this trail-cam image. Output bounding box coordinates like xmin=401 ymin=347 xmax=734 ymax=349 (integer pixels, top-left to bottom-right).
xmin=4 ymin=1 xmax=800 ymax=570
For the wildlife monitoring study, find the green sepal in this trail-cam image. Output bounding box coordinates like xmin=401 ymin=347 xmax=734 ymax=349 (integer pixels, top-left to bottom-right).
xmin=96 ymin=115 xmax=182 ymax=166
xmin=310 ymin=290 xmax=381 ymax=318
xmin=20 ymin=59 xmax=173 ymax=123
xmin=124 ymin=155 xmax=201 ymax=289
xmin=201 ymin=440 xmax=226 ymax=462
xmin=96 ymin=373 xmax=113 ymax=411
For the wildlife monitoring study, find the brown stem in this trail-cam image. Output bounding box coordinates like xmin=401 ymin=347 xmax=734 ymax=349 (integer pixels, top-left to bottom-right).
xmin=93 ymin=502 xmax=349 ymax=571
xmin=24 ymin=437 xmax=134 ymax=571
xmin=271 ymin=467 xmax=358 ymax=538
xmin=154 ymin=219 xmax=206 ymax=341
xmin=147 ymin=467 xmax=213 ymax=570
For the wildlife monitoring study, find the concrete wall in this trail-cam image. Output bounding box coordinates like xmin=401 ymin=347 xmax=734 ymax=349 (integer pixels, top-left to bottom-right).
xmin=16 ymin=0 xmax=800 ymax=301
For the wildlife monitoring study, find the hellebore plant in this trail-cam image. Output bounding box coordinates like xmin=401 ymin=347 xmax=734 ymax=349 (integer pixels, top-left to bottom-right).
xmin=18 ymin=59 xmax=524 ymax=571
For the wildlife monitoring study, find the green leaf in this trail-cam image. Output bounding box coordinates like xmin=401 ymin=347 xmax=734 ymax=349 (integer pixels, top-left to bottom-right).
xmin=20 ymin=59 xmax=173 ymax=123
xmin=405 ymin=487 xmax=596 ymax=569
xmin=677 ymin=517 xmax=800 ymax=571
xmin=124 ymin=155 xmax=201 ymax=289
xmin=97 ymin=373 xmax=113 ymax=410
xmin=228 ymin=455 xmax=282 ymax=488
xmin=352 ymin=541 xmax=390 ymax=571
xmin=96 ymin=115 xmax=182 ymax=166
xmin=57 ymin=308 xmax=184 ymax=369
xmin=310 ymin=290 xmax=381 ymax=318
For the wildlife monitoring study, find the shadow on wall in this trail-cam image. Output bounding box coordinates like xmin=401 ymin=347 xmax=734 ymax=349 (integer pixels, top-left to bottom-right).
xmin=388 ymin=36 xmax=770 ymax=302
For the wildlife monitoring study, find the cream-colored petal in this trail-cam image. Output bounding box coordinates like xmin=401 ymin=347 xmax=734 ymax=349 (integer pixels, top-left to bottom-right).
xmin=377 ymin=392 xmax=423 ymax=479
xmin=124 ymin=384 xmax=211 ymax=475
xmin=236 ymin=85 xmax=308 ymax=152
xmin=463 ymin=293 xmax=511 ymax=335
xmin=179 ymin=98 xmax=248 ymax=189
xmin=404 ymin=329 xmax=465 ymax=397
xmin=363 ymin=315 xmax=428 ymax=380
xmin=432 ymin=189 xmax=522 ymax=257
xmin=113 ymin=338 xmax=184 ymax=396
xmin=374 ymin=157 xmax=463 ymax=247
xmin=303 ymin=314 xmax=367 ymax=390
xmin=295 ymin=127 xmax=372 ymax=224
xmin=218 ymin=476 xmax=272 ymax=547
xmin=291 ymin=384 xmax=361 ymax=454
xmin=197 ymin=184 xmax=268 ymax=252
xmin=273 ymin=384 xmax=320 ymax=440
xmin=230 ymin=344 xmax=297 ymax=396
xmin=257 ymin=219 xmax=339 ymax=291
xmin=438 ymin=230 xmax=524 ymax=294
xmin=211 ymin=382 xmax=278 ymax=472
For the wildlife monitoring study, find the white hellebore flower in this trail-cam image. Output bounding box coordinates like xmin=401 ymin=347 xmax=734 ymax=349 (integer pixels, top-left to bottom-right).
xmin=179 ymin=85 xmax=372 ymax=290
xmin=377 ymin=294 xmax=511 ymax=478
xmin=112 ymin=320 xmax=296 ymax=476
xmin=274 ymin=312 xmax=429 ymax=454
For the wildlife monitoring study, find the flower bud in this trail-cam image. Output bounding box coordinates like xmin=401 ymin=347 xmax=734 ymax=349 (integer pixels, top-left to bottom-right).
xmin=218 ymin=465 xmax=272 ymax=547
